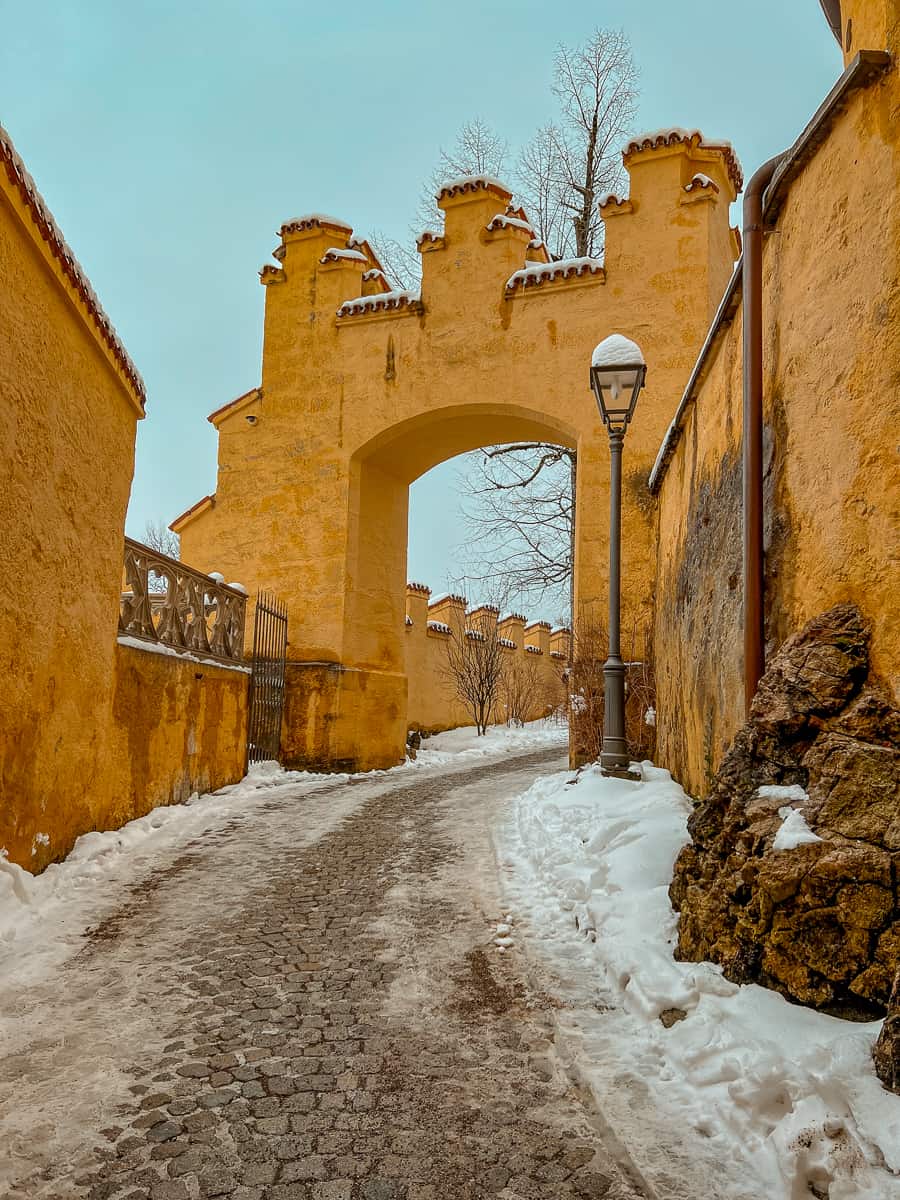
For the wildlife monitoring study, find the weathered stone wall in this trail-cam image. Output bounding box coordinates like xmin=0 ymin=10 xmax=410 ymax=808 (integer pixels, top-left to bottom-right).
xmin=653 ymin=35 xmax=900 ymax=797
xmin=670 ymin=605 xmax=900 ymax=1016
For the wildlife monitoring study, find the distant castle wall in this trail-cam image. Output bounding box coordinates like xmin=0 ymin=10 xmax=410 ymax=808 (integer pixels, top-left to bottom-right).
xmin=404 ymin=583 xmax=569 ymax=735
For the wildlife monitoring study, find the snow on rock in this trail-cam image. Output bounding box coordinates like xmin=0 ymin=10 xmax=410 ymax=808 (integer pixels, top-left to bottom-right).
xmin=591 ymin=333 xmax=645 ymax=368
xmin=337 ymin=289 xmax=420 ymax=317
xmin=773 ymin=807 xmax=823 ymax=851
xmin=506 ymin=257 xmax=604 ymax=292
xmin=502 ymin=763 xmax=900 ymax=1199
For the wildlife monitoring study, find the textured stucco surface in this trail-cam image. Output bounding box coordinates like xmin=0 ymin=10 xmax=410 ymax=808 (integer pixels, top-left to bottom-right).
xmin=109 ymin=642 xmax=249 ymax=826
xmin=653 ymin=32 xmax=900 ymax=797
xmin=179 ymin=139 xmax=740 ymax=771
xmin=0 ymin=166 xmax=140 ymax=869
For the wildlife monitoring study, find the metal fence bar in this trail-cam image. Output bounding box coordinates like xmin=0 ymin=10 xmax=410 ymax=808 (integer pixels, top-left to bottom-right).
xmin=246 ymin=592 xmax=288 ymax=768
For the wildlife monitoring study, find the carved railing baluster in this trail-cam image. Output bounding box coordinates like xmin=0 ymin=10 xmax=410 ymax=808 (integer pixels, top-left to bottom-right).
xmin=119 ymin=537 xmax=248 ymax=666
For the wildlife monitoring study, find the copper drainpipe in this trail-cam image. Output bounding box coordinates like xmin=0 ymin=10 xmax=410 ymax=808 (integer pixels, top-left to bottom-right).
xmin=742 ymin=154 xmax=785 ymax=715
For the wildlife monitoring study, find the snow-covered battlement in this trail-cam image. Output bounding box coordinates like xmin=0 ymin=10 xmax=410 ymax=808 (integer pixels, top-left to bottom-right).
xmin=337 ymin=289 xmax=422 ymax=318
xmin=506 ymin=257 xmax=605 ymax=294
xmin=436 ymin=174 xmax=512 ymax=203
xmin=625 ymin=128 xmax=742 ymax=192
xmin=684 ymin=172 xmax=719 ymax=194
xmin=427 ymin=619 xmax=452 ymax=635
xmin=281 ymin=213 xmax=353 ymax=236
xmin=486 ymin=212 xmax=535 ymax=236
xmin=320 ymin=246 xmax=368 ymax=265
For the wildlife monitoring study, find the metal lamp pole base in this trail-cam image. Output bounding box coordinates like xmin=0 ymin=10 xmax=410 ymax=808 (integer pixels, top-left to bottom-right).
xmin=600 ymin=427 xmax=642 ymax=782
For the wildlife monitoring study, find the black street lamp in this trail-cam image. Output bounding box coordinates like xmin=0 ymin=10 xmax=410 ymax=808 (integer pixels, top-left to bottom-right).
xmin=590 ymin=334 xmax=647 ymax=778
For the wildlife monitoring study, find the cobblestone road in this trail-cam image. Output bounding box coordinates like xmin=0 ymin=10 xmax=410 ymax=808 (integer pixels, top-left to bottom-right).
xmin=5 ymin=750 xmax=647 ymax=1200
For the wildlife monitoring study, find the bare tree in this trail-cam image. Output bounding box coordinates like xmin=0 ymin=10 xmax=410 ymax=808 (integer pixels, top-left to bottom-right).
xmin=500 ymin=652 xmax=542 ymax=727
xmin=143 ymin=520 xmax=180 ymax=560
xmin=457 ymin=444 xmax=576 ymax=633
xmin=372 ymin=119 xmax=509 ymax=289
xmin=443 ymin=603 xmax=506 ymax=735
xmin=517 ymin=29 xmax=638 ymax=260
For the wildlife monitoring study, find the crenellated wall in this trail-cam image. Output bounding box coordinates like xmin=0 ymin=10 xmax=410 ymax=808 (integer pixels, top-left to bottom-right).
xmin=403 ymin=583 xmax=569 ymax=734
xmin=175 ymin=133 xmax=742 ymax=771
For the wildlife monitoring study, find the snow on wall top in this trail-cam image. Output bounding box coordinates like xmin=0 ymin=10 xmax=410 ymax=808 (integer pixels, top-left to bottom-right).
xmin=0 ymin=123 xmax=146 ymax=407
xmin=486 ymin=212 xmax=535 ymax=236
xmin=320 ymin=246 xmax=368 ymax=265
xmin=506 ymin=257 xmax=604 ymax=294
xmin=591 ymin=333 xmax=646 ymax=368
xmin=427 ymin=619 xmax=452 ymax=635
xmin=406 ymin=580 xmax=432 ymax=594
xmin=436 ymin=174 xmax=512 ymax=203
xmin=624 ymin=128 xmax=743 ymax=192
xmin=598 ymin=191 xmax=628 ymax=208
xmin=280 ymin=213 xmax=353 ymax=235
xmin=337 ymin=289 xmax=421 ymax=318
xmin=362 ymin=268 xmax=387 ymax=282
xmin=416 ymin=229 xmax=443 ymax=246
xmin=525 ymin=620 xmax=552 ymax=631
xmin=429 ymin=592 xmax=467 ymax=606
xmin=684 ymin=172 xmax=719 ymax=193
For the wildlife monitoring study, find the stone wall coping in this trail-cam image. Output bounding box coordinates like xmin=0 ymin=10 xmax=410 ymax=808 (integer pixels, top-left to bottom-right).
xmin=0 ymin=122 xmax=146 ymax=411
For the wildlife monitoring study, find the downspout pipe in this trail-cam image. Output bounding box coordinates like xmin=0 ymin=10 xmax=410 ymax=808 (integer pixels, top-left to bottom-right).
xmin=742 ymin=154 xmax=785 ymax=716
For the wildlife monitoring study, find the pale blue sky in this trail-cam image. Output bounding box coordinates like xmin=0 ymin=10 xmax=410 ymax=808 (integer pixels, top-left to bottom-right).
xmin=2 ymin=2 xmax=840 ymax=616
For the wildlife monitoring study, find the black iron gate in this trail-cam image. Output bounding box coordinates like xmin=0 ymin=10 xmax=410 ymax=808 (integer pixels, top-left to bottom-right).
xmin=246 ymin=592 xmax=288 ymax=767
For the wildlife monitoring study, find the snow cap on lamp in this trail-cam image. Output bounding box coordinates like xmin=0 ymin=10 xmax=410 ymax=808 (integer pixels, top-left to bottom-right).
xmin=590 ymin=333 xmax=646 ymax=431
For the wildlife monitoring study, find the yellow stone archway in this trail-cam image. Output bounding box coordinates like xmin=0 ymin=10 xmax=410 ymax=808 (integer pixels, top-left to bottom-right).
xmin=174 ymin=133 xmax=741 ymax=770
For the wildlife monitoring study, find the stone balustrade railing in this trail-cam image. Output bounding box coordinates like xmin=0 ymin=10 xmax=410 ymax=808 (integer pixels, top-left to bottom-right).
xmin=119 ymin=537 xmax=247 ymax=664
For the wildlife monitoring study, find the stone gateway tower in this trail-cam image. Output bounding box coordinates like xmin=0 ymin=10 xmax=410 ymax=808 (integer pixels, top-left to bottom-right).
xmin=174 ymin=133 xmax=742 ymax=771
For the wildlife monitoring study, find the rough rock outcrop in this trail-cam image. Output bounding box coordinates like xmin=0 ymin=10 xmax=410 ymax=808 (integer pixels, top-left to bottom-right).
xmin=874 ymin=968 xmax=900 ymax=1092
xmin=670 ymin=604 xmax=899 ymax=1017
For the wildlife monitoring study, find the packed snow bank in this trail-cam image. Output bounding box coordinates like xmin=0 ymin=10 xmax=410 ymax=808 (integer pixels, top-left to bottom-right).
xmin=503 ymin=762 xmax=900 ymax=1200
xmin=416 ymin=716 xmax=568 ymax=766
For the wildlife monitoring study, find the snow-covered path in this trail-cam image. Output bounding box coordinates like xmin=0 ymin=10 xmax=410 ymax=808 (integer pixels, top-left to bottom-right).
xmin=2 ymin=735 xmax=652 ymax=1200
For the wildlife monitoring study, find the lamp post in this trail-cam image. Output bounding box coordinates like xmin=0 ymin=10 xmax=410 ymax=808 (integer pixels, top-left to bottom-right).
xmin=590 ymin=334 xmax=647 ymax=778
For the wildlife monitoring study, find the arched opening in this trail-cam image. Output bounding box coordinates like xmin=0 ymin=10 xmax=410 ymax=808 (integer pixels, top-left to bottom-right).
xmin=343 ymin=403 xmax=578 ymax=676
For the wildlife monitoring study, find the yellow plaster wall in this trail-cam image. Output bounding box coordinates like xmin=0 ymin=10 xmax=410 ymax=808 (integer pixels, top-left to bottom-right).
xmin=0 ymin=136 xmax=251 ymax=870
xmin=653 ymin=44 xmax=900 ymax=797
xmin=179 ymin=139 xmax=741 ymax=772
xmin=109 ymin=643 xmax=249 ymax=828
xmin=0 ymin=155 xmax=142 ymax=869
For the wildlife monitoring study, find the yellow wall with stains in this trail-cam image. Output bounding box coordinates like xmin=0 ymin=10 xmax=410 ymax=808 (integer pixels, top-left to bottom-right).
xmin=653 ymin=14 xmax=900 ymax=797
xmin=0 ymin=129 xmax=250 ymax=870
xmin=177 ymin=136 xmax=742 ymax=772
